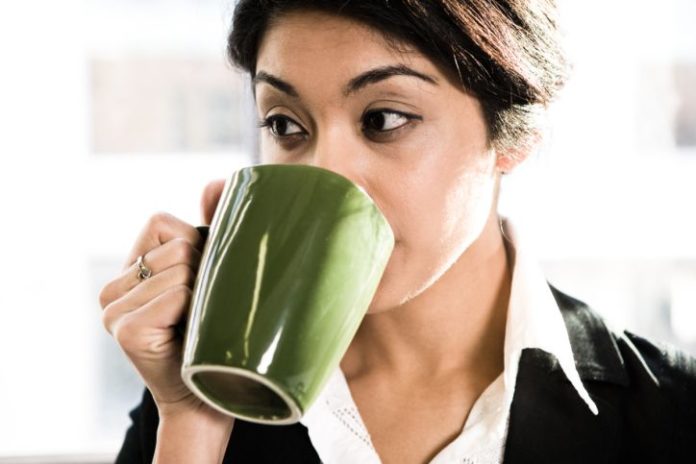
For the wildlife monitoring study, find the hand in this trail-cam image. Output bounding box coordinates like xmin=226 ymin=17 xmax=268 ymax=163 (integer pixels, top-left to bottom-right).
xmin=99 ymin=179 xmax=227 ymax=418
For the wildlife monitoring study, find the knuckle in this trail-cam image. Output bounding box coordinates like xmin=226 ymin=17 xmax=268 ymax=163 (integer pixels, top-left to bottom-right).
xmin=172 ymin=238 xmax=195 ymax=263
xmin=113 ymin=309 xmax=160 ymax=356
xmin=174 ymin=263 xmax=196 ymax=286
xmin=98 ymin=283 xmax=114 ymax=309
xmin=113 ymin=312 xmax=142 ymax=351
xmin=101 ymin=308 xmax=114 ymax=334
xmin=168 ymin=284 xmax=192 ymax=304
xmin=101 ymin=300 xmax=121 ymax=333
xmin=147 ymin=211 xmax=174 ymax=232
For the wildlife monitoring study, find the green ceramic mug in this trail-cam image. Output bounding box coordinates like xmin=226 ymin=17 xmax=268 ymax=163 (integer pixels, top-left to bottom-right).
xmin=181 ymin=164 xmax=394 ymax=425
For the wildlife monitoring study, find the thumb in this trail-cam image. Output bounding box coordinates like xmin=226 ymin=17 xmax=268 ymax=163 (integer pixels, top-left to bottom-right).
xmin=200 ymin=179 xmax=226 ymax=225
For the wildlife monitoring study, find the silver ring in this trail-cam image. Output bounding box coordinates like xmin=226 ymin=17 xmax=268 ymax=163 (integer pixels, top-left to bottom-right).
xmin=135 ymin=255 xmax=152 ymax=281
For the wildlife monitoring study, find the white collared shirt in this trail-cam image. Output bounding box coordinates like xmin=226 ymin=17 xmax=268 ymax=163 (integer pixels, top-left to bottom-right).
xmin=299 ymin=218 xmax=598 ymax=463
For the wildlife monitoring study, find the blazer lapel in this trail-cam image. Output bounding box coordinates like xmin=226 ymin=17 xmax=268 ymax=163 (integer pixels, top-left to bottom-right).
xmin=502 ymin=286 xmax=630 ymax=464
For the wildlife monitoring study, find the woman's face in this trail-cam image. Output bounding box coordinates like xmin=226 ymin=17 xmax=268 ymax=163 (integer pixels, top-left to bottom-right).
xmin=255 ymin=10 xmax=501 ymax=314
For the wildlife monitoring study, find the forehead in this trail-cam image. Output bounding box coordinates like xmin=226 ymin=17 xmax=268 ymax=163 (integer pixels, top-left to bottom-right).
xmin=256 ymin=10 xmax=436 ymax=81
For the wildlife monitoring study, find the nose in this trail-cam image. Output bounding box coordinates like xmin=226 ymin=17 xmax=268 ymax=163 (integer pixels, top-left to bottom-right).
xmin=304 ymin=124 xmax=392 ymax=236
xmin=307 ymin=125 xmax=366 ymax=190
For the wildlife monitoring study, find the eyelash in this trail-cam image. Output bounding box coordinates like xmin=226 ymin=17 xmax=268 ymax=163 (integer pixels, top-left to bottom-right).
xmin=256 ymin=116 xmax=304 ymax=141
xmin=256 ymin=109 xmax=422 ymax=142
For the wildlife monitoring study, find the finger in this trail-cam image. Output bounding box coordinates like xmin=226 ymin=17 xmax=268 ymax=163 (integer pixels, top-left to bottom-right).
xmin=102 ymin=260 xmax=196 ymax=330
xmin=102 ymin=263 xmax=196 ymax=334
xmin=124 ymin=263 xmax=196 ymax=315
xmin=124 ymin=212 xmax=203 ymax=272
xmin=201 ymin=179 xmax=226 ymax=225
xmin=113 ymin=284 xmax=192 ymax=357
xmin=99 ymin=238 xmax=201 ymax=309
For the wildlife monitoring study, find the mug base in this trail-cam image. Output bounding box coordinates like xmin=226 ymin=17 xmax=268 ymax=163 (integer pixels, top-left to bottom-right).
xmin=182 ymin=364 xmax=303 ymax=425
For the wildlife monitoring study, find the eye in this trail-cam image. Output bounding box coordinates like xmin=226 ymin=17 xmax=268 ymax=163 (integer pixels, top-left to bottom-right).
xmin=257 ymin=115 xmax=306 ymax=138
xmin=362 ymin=109 xmax=419 ymax=133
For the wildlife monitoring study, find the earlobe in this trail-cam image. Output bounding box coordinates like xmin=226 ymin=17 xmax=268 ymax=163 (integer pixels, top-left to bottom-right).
xmin=495 ymin=132 xmax=540 ymax=174
xmin=496 ymin=153 xmax=516 ymax=175
xmin=496 ymin=150 xmax=527 ymax=175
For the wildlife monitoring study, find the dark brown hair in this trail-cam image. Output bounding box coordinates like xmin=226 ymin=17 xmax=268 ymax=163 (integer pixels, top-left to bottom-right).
xmin=227 ymin=0 xmax=568 ymax=151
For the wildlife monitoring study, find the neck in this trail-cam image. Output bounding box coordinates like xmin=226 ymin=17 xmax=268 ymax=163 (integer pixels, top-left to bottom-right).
xmin=341 ymin=211 xmax=512 ymax=385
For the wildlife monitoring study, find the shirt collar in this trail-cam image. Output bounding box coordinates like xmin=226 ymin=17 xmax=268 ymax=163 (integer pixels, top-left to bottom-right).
xmin=500 ymin=217 xmax=598 ymax=415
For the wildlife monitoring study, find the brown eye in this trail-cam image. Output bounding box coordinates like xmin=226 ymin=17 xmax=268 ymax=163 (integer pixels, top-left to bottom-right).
xmin=258 ymin=115 xmax=305 ymax=137
xmin=363 ymin=109 xmax=415 ymax=133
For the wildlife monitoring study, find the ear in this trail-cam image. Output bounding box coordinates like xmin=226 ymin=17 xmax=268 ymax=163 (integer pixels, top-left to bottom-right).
xmin=494 ymin=131 xmax=541 ymax=175
xmin=495 ymin=149 xmax=528 ymax=174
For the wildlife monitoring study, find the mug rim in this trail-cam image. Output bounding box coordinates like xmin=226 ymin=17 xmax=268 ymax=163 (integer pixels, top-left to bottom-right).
xmin=181 ymin=363 xmax=303 ymax=425
xmin=237 ymin=163 xmax=391 ymax=233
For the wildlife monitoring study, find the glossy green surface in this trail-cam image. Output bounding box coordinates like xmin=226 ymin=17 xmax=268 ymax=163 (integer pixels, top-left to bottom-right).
xmin=181 ymin=164 xmax=394 ymax=424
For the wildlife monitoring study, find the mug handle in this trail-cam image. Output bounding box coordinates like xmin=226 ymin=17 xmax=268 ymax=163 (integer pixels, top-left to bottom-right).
xmin=175 ymin=225 xmax=210 ymax=337
xmin=195 ymin=224 xmax=210 ymax=247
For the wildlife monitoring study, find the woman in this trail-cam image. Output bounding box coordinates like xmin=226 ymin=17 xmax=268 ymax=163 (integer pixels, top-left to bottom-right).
xmin=99 ymin=1 xmax=696 ymax=463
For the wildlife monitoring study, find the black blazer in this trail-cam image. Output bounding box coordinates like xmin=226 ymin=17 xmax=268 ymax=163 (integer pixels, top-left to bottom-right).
xmin=115 ymin=286 xmax=696 ymax=463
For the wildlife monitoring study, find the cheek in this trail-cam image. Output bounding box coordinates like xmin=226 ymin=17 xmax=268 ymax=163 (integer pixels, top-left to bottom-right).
xmin=258 ymin=137 xmax=272 ymax=164
xmin=366 ymin=157 xmax=497 ymax=312
xmin=440 ymin=166 xmax=497 ymax=241
xmin=395 ymin=156 xmax=496 ymax=252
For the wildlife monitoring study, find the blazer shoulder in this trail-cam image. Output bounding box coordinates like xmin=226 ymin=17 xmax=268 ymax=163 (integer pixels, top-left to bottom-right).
xmin=617 ymin=330 xmax=696 ymax=457
xmin=550 ymin=284 xmax=696 ymax=459
xmin=619 ymin=329 xmax=696 ymax=399
xmin=550 ymin=285 xmax=696 ymax=384
xmin=549 ymin=284 xmax=629 ymax=385
xmin=550 ymin=283 xmax=696 ymax=391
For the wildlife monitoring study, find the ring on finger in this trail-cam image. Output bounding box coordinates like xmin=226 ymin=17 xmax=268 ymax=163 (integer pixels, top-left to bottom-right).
xmin=135 ymin=254 xmax=153 ymax=281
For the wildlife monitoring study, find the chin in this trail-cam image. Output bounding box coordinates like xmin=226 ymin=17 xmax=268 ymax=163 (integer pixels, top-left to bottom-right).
xmin=365 ymin=278 xmax=426 ymax=315
xmin=363 ymin=240 xmax=463 ymax=315
xmin=364 ymin=244 xmax=401 ymax=315
xmin=363 ymin=248 xmax=420 ymax=315
xmin=365 ymin=289 xmax=393 ymax=315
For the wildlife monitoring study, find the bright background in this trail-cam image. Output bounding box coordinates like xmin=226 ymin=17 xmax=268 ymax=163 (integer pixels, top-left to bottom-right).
xmin=0 ymin=0 xmax=694 ymax=462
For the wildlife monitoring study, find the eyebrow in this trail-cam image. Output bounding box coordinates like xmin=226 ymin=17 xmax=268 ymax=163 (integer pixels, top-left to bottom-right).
xmin=252 ymin=64 xmax=438 ymax=99
xmin=253 ymin=72 xmax=299 ymax=98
